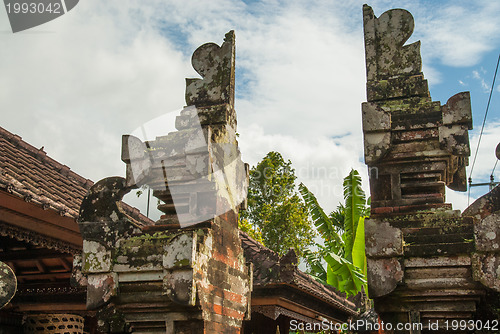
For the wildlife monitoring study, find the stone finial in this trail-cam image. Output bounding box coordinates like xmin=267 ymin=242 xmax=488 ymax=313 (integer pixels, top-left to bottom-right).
xmin=120 ymin=31 xmax=247 ymax=228
xmin=363 ymin=5 xmax=422 ymax=82
xmin=185 ymin=30 xmax=235 ymax=107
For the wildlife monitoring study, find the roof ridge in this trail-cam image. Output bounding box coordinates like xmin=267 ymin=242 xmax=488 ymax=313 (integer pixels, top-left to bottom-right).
xmin=238 ymin=230 xmax=280 ymax=259
xmin=0 ymin=126 xmax=93 ymax=188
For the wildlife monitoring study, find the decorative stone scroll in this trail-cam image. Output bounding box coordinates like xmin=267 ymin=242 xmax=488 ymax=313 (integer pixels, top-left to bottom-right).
xmin=186 ymin=31 xmax=235 ymax=107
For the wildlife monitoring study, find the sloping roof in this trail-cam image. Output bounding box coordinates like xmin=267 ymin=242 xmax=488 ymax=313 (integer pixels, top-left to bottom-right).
xmin=0 ymin=126 xmax=92 ymax=219
xmin=0 ymin=126 xmax=152 ymax=223
xmin=239 ymin=230 xmax=358 ymax=316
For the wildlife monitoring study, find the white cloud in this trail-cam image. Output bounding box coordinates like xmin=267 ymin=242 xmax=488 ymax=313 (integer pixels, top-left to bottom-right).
xmin=468 ymin=121 xmax=500 ymax=181
xmin=414 ymin=1 xmax=500 ymax=67
xmin=471 ymin=69 xmax=490 ymax=92
xmin=0 ymin=0 xmax=192 ymax=182
xmin=0 ymin=0 xmax=498 ymax=219
xmin=239 ymin=124 xmax=367 ymax=213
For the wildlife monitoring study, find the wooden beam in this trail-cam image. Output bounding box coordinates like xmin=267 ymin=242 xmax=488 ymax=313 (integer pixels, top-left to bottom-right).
xmin=251 ymin=296 xmax=343 ymax=324
xmin=34 ymin=260 xmax=47 ymax=274
xmin=12 ymin=303 xmax=87 ymax=312
xmin=60 ymin=258 xmax=72 ymax=271
xmin=16 ymin=272 xmax=71 ymax=280
xmin=0 ymin=248 xmax=72 ymax=261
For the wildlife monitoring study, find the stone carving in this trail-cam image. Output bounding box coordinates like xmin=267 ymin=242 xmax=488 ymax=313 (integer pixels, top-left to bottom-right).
xmin=120 ymin=30 xmax=247 ymax=229
xmin=362 ymin=5 xmax=487 ymax=328
xmin=465 ymin=186 xmax=500 ymax=292
xmin=0 ymin=261 xmax=16 ymax=309
xmin=76 ymin=31 xmax=251 ymax=333
xmin=186 ymin=31 xmax=235 ymax=107
xmin=363 ymin=5 xmax=422 ymax=82
xmin=362 ymin=5 xmax=472 ymax=213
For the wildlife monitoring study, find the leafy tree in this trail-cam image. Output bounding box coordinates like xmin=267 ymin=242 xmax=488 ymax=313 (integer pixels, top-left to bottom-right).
xmin=299 ymin=169 xmax=370 ymax=296
xmin=238 ymin=216 xmax=264 ymax=245
xmin=239 ymin=151 xmax=316 ymax=258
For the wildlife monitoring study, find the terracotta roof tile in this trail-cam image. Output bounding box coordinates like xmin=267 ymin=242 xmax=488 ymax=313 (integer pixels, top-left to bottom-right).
xmin=0 ymin=126 xmax=153 ymax=225
xmin=0 ymin=127 xmax=93 ymax=218
xmin=239 ymin=230 xmax=358 ymax=314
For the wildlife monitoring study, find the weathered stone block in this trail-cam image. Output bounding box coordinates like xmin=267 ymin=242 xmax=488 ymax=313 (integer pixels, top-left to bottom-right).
xmin=361 ymin=102 xmax=390 ymax=132
xmin=367 ymin=258 xmax=403 ymax=298
xmin=82 ymin=240 xmax=112 ymax=273
xmin=367 ymin=75 xmax=429 ymax=101
xmin=86 ymin=273 xmax=117 ymax=310
xmin=472 ymin=253 xmax=500 ymax=292
xmin=475 ymin=213 xmax=500 ymax=252
xmin=363 ymin=5 xmax=422 ymax=82
xmin=442 ymin=92 xmax=473 ymax=127
xmin=365 ymin=219 xmax=403 ymax=257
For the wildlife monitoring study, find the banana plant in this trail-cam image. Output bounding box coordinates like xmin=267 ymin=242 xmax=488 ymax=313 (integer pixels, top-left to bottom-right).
xmin=299 ymin=169 xmax=370 ymax=296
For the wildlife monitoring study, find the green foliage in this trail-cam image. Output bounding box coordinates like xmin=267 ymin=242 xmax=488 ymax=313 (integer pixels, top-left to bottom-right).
xmin=239 ymin=151 xmax=316 ymax=258
xmin=343 ymin=170 xmax=366 ymax=262
xmin=238 ymin=217 xmax=264 ymax=245
xmin=299 ymin=169 xmax=370 ymax=297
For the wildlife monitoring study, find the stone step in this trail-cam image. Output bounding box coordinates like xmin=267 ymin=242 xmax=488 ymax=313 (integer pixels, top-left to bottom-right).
xmin=404 ymin=277 xmax=478 ymax=290
xmin=400 ymin=181 xmax=444 ymax=189
xmin=404 ymin=232 xmax=473 ymax=245
xmin=405 ymin=267 xmax=470 ymax=280
xmin=400 ymin=171 xmax=442 ymax=181
xmin=391 ymin=216 xmax=474 ymax=229
xmin=400 ymin=193 xmax=444 ymax=203
xmin=404 ymin=242 xmax=475 ymax=257
xmin=397 ymin=288 xmax=484 ymax=299
xmin=157 ymin=202 xmax=188 ymax=214
xmin=377 ymin=300 xmax=476 ymax=313
xmin=404 ymin=256 xmax=471 ymax=268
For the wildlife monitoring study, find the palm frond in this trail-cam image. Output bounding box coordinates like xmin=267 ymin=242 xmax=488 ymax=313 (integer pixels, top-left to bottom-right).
xmin=343 ymin=169 xmax=366 ymax=262
xmin=299 ymin=183 xmax=344 ymax=251
xmin=324 ymin=252 xmax=366 ymax=297
xmin=303 ymin=248 xmax=327 ymax=284
xmin=352 ymin=216 xmax=366 ymax=275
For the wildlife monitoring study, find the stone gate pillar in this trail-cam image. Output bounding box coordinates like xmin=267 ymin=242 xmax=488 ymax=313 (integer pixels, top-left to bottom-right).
xmin=75 ymin=31 xmax=251 ymax=334
xmin=361 ymin=4 xmax=492 ymax=332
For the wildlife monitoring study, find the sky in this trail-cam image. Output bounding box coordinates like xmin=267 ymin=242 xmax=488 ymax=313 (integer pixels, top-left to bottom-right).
xmin=0 ymin=0 xmax=499 ymax=219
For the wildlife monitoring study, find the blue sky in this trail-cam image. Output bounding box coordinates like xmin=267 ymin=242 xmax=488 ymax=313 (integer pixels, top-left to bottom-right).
xmin=0 ymin=0 xmax=498 ymax=217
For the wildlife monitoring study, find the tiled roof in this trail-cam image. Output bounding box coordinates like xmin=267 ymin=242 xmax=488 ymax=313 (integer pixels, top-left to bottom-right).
xmin=239 ymin=230 xmax=358 ymax=315
xmin=0 ymin=126 xmax=93 ymax=218
xmin=0 ymin=126 xmax=152 ymax=224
